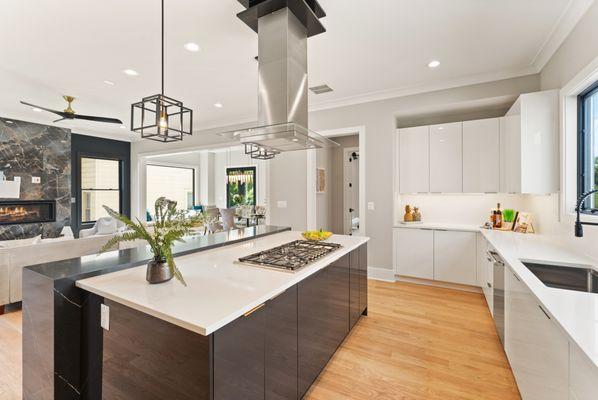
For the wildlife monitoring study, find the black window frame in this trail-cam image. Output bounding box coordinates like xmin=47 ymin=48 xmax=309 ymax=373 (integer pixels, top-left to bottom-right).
xmin=79 ymin=155 xmax=124 ymax=225
xmin=577 ymin=80 xmax=598 ymax=214
xmin=145 ymin=164 xmax=196 ymax=212
xmin=226 ymin=166 xmax=257 ymax=209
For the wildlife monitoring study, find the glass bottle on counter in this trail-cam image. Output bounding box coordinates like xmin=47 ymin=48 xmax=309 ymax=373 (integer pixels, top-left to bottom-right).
xmin=493 ymin=203 xmax=503 ymax=229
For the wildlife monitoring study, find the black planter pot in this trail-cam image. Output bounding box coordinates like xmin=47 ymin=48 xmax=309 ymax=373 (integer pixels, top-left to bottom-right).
xmin=146 ymin=258 xmax=173 ymax=284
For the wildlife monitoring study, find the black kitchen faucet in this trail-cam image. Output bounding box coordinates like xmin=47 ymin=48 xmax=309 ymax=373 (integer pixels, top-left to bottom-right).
xmin=575 ymin=189 xmax=598 ymax=237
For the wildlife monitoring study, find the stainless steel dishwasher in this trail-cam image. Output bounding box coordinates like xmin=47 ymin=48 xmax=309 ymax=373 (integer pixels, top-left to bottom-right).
xmin=488 ymin=250 xmax=505 ymax=346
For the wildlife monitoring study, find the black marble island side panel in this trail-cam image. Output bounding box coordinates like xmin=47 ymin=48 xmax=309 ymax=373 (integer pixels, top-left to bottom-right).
xmin=22 ymin=225 xmax=291 ymax=400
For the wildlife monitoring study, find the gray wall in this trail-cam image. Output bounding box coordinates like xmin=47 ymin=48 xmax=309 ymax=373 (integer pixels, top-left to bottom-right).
xmin=541 ymin=1 xmax=598 ymax=90
xmin=310 ymin=74 xmax=541 ymax=270
xmin=315 ymin=147 xmax=332 ymax=231
xmin=0 ymin=118 xmax=70 ymax=239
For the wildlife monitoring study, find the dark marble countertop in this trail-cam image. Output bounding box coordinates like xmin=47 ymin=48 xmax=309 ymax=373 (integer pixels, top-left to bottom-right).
xmin=25 ymin=225 xmax=291 ymax=281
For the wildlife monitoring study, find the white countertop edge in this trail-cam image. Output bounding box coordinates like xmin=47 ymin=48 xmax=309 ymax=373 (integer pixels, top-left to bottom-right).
xmin=479 ymin=229 xmax=598 ymax=370
xmin=76 ymin=233 xmax=369 ymax=336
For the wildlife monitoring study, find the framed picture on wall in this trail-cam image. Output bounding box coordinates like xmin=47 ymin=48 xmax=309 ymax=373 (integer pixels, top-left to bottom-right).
xmin=316 ymin=168 xmax=326 ymax=194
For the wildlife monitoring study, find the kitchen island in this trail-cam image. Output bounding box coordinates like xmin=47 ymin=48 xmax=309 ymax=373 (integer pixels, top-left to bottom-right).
xmin=23 ymin=227 xmax=368 ymax=400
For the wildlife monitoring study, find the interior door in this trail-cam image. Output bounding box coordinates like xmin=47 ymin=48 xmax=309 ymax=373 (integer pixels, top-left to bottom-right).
xmin=344 ymin=148 xmax=359 ymax=235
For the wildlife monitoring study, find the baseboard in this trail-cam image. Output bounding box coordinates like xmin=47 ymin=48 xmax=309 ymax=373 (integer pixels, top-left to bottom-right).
xmin=396 ymin=275 xmax=482 ymax=293
xmin=367 ymin=267 xmax=396 ymax=282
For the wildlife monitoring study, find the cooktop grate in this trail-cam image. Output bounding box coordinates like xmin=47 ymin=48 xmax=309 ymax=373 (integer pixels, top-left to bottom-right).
xmin=238 ymin=240 xmax=341 ymax=271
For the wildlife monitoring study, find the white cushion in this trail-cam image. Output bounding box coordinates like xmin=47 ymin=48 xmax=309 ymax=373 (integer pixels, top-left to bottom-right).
xmin=96 ymin=218 xmax=118 ymax=235
xmin=0 ymin=235 xmax=41 ymax=248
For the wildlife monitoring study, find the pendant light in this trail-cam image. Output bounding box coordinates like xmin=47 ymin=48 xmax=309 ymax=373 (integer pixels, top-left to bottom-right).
xmin=131 ymin=0 xmax=193 ymax=142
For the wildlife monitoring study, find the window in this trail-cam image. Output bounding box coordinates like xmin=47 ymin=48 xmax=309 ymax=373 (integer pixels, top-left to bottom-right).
xmin=146 ymin=165 xmax=195 ymax=219
xmin=578 ymin=82 xmax=598 ymax=213
xmin=226 ymin=167 xmax=256 ymax=208
xmin=80 ymin=157 xmax=121 ymax=223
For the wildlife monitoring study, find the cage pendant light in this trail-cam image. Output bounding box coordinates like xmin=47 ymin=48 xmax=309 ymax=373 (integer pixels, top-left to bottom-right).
xmin=130 ymin=0 xmax=193 ymax=142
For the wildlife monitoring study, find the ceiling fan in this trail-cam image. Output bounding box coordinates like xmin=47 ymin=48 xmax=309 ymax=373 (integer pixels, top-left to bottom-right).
xmin=20 ymin=96 xmax=123 ymax=125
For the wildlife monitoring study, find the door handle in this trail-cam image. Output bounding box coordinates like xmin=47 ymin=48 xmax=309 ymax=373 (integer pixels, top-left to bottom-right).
xmin=487 ymin=282 xmax=492 ymax=288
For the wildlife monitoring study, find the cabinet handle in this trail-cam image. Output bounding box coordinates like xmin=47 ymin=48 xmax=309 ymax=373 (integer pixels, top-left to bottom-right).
xmin=243 ymin=303 xmax=265 ymax=317
xmin=435 ymin=229 xmax=448 ymax=231
xmin=486 ymin=257 xmax=493 ymax=263
xmin=420 ymin=228 xmax=435 ymax=231
xmin=538 ymin=305 xmax=551 ymax=320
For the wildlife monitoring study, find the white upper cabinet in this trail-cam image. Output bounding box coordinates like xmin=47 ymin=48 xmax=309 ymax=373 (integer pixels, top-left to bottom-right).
xmin=429 ymin=122 xmax=462 ymax=193
xmin=501 ymin=90 xmax=559 ymax=194
xmin=463 ymin=118 xmax=500 ymax=193
xmin=398 ymin=126 xmax=429 ymax=193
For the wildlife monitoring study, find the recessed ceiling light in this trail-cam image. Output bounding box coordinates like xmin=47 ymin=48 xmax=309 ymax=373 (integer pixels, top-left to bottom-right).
xmin=123 ymin=69 xmax=139 ymax=76
xmin=4 ymin=120 xmax=13 ymax=124
xmin=104 ymin=80 xmax=115 ymax=86
xmin=32 ymin=108 xmax=42 ymax=112
xmin=214 ymin=103 xmax=223 ymax=108
xmin=428 ymin=60 xmax=440 ymax=68
xmin=184 ymin=42 xmax=201 ymax=52
xmin=292 ymin=138 xmax=299 ymax=142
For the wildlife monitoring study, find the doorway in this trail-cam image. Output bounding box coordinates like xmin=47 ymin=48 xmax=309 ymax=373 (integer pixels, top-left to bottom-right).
xmin=344 ymin=147 xmax=359 ymax=235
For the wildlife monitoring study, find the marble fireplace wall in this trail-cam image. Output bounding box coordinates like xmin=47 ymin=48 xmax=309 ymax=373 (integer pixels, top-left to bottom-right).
xmin=0 ymin=118 xmax=71 ymax=239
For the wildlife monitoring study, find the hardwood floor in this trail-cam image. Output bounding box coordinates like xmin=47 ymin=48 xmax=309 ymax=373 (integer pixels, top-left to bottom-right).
xmin=0 ymin=280 xmax=519 ymax=400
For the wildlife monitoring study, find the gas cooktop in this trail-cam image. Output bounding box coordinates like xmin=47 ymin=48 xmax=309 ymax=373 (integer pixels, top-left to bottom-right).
xmin=238 ymin=240 xmax=341 ymax=271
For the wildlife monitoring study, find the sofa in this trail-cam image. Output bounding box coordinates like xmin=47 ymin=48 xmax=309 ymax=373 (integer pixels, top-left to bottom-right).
xmin=0 ymin=233 xmax=119 ymax=310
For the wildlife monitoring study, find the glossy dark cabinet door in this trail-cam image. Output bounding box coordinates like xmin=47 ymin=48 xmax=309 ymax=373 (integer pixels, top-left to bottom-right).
xmin=349 ymin=250 xmax=361 ymax=328
xmin=298 ymin=268 xmax=333 ymax=398
xmin=213 ymin=304 xmax=266 ymax=400
xmin=359 ymin=245 xmax=368 ymax=314
xmin=265 ymin=286 xmax=298 ymax=400
xmin=329 ymin=253 xmax=350 ymax=343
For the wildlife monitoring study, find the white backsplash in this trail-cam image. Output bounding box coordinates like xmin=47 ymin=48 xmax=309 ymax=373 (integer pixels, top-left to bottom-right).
xmin=396 ymin=193 xmax=529 ymax=227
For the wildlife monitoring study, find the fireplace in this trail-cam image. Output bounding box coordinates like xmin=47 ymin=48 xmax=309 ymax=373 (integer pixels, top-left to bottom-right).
xmin=0 ymin=200 xmax=56 ymax=225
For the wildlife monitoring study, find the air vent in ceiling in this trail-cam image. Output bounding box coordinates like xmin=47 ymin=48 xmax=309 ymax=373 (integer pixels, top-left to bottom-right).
xmin=309 ymin=84 xmax=333 ymax=95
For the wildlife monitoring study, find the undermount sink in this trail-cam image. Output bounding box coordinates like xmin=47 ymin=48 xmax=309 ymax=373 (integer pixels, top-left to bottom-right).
xmin=522 ymin=262 xmax=598 ymax=294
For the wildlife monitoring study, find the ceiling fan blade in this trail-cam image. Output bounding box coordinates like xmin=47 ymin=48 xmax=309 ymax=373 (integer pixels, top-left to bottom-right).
xmin=19 ymin=101 xmax=65 ymax=117
xmin=72 ymin=114 xmax=123 ymax=125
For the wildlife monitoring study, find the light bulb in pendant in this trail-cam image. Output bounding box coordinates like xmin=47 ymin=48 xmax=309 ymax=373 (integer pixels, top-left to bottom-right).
xmin=158 ymin=109 xmax=168 ymax=131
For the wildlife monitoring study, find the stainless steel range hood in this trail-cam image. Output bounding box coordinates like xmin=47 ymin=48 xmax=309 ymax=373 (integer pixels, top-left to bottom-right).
xmin=221 ymin=0 xmax=339 ymax=159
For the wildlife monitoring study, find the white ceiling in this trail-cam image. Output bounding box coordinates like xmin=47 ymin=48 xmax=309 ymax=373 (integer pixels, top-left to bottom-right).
xmin=0 ymin=0 xmax=592 ymax=140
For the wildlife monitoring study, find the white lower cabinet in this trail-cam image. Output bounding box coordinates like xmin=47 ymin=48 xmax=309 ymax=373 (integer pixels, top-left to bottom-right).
xmin=395 ymin=228 xmax=434 ymax=279
xmin=505 ymin=267 xmax=568 ymax=400
xmin=433 ymin=230 xmax=477 ymax=285
xmin=569 ymin=343 xmax=598 ymax=400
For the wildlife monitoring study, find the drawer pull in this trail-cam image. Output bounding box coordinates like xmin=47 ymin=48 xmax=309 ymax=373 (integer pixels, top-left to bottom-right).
xmin=243 ymin=303 xmax=265 ymax=317
xmin=538 ymin=305 xmax=551 ymax=320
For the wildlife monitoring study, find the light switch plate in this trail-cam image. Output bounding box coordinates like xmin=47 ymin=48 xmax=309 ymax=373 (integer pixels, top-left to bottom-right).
xmin=368 ymin=202 xmax=375 ymax=210
xmin=31 ymin=176 xmax=41 ymax=184
xmin=100 ymin=304 xmax=110 ymax=331
xmin=277 ymin=201 xmax=288 ymax=208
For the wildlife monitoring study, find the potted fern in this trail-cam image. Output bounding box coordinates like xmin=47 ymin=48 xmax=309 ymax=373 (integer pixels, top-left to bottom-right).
xmin=101 ymin=197 xmax=204 ymax=286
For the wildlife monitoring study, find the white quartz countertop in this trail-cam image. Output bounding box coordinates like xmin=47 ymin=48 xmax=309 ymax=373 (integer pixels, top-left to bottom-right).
xmin=76 ymin=231 xmax=369 ymax=336
xmin=480 ymin=229 xmax=598 ymax=369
